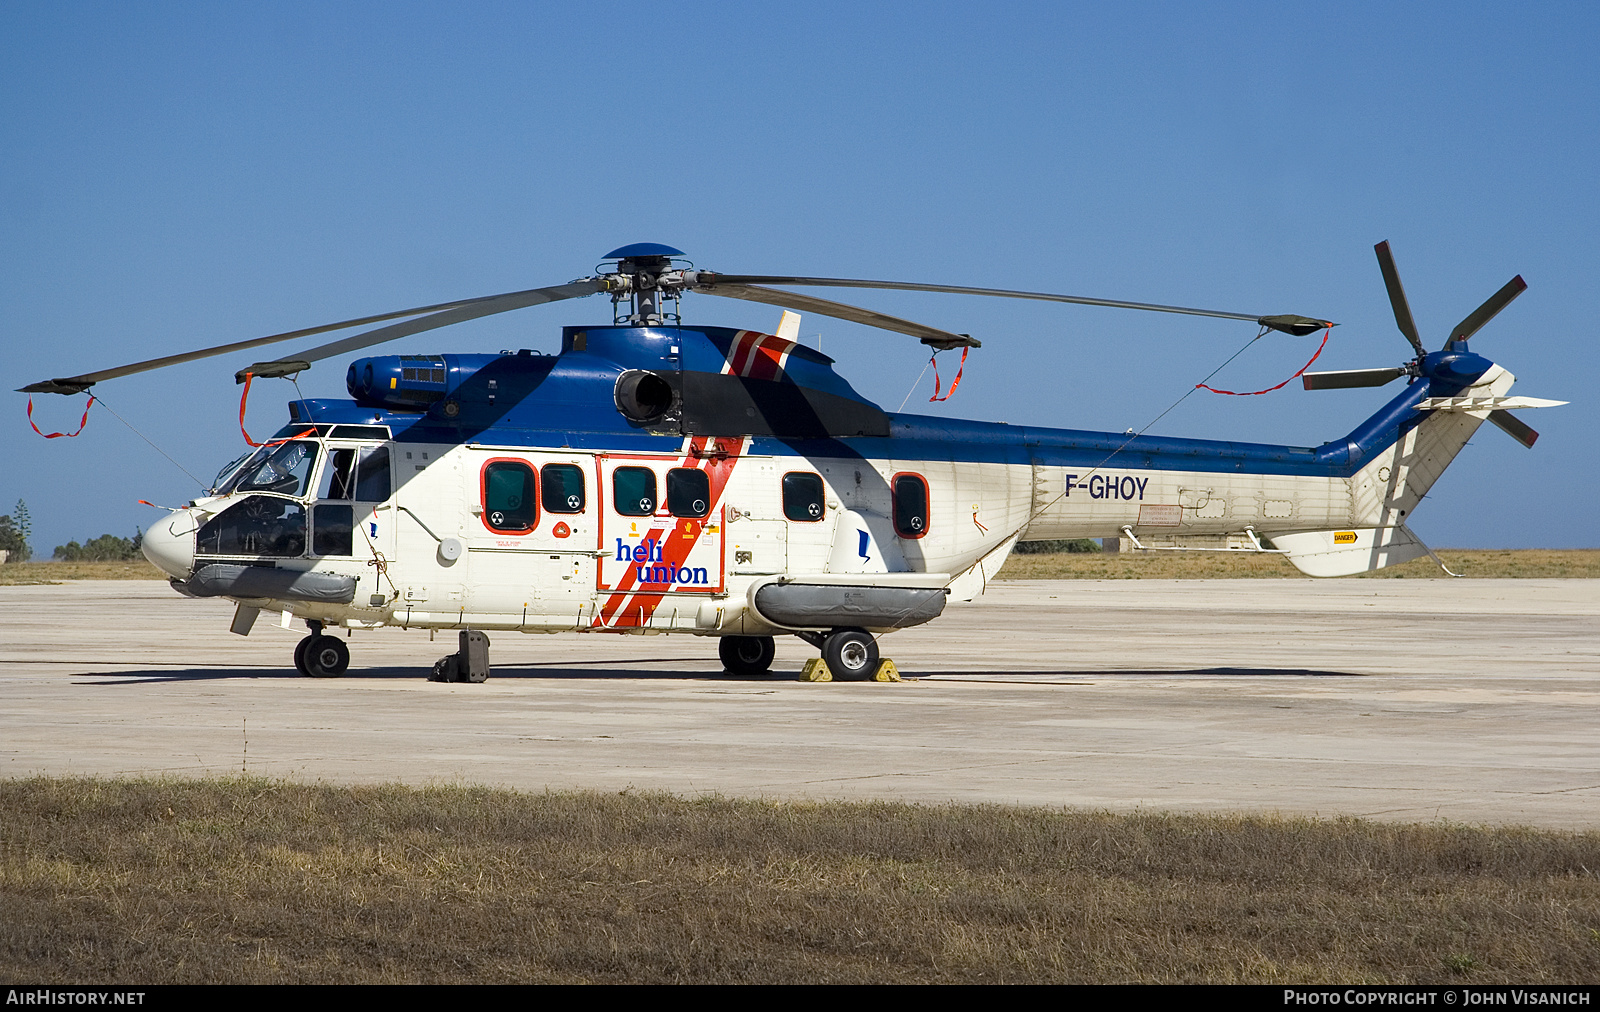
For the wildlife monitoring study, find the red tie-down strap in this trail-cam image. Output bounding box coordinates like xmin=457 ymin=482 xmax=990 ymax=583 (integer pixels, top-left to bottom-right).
xmin=929 ymin=346 xmax=969 ymax=402
xmin=1197 ymin=326 xmax=1331 ymax=396
xmin=27 ymin=394 xmax=95 ymax=438
xmin=237 ymin=372 xmax=314 ymax=447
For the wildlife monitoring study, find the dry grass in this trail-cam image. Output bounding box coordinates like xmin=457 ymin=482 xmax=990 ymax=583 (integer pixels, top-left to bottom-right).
xmin=2 ymin=778 xmax=1598 ymax=984
xmin=0 ymin=560 xmax=167 ymax=585
xmin=997 ymin=548 xmax=1600 ymax=580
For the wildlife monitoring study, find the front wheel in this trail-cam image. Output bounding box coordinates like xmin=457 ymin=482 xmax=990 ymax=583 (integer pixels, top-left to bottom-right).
xmin=302 ymin=634 xmax=350 ymax=678
xmin=718 ymin=635 xmax=776 ymax=676
xmin=822 ymin=628 xmax=879 ymax=681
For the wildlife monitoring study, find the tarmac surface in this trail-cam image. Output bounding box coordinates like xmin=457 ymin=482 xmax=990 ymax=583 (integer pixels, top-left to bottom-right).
xmin=2 ymin=578 xmax=1596 ymax=828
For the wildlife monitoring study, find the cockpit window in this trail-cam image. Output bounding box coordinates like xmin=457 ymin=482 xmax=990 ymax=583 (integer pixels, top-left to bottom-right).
xmin=196 ymin=496 xmax=307 ymax=557
xmin=354 ymin=446 xmax=391 ymax=502
xmin=313 ymin=445 xmax=389 ymax=503
xmin=317 ymin=448 xmax=359 ymax=500
xmin=233 ymin=440 xmax=320 ymax=497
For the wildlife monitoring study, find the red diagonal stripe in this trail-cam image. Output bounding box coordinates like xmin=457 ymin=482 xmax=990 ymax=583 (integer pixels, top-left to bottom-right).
xmin=594 ymin=436 xmax=743 ymax=628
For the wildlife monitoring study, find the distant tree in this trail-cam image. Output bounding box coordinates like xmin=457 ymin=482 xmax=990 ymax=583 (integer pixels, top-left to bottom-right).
xmin=1013 ymin=538 xmax=1103 ymax=555
xmin=54 ymin=533 xmax=142 ymax=562
xmin=0 ymin=516 xmax=28 ymax=563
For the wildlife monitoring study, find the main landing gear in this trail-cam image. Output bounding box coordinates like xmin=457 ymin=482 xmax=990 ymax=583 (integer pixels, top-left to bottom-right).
xmin=820 ymin=628 xmax=880 ymax=680
xmin=719 ymin=629 xmax=892 ymax=681
xmin=293 ymin=620 xmax=350 ymax=678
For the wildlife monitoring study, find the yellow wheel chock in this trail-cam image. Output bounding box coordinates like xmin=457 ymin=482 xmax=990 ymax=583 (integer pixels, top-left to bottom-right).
xmin=798 ymin=658 xmax=903 ymax=682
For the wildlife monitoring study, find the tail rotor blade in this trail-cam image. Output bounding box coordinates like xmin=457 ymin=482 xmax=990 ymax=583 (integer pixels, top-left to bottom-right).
xmin=1448 ymin=275 xmax=1527 ymax=346
xmin=1301 ymin=366 xmax=1406 ymax=390
xmin=1488 ymin=408 xmax=1539 ymax=448
xmin=1374 ymin=241 xmax=1426 ymax=357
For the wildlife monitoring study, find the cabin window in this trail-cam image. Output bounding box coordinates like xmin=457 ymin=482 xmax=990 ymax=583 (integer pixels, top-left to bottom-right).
xmin=892 ymin=473 xmax=930 ymax=539
xmin=483 ymin=461 xmax=536 ymax=531
xmin=354 ymin=446 xmax=391 ymax=502
xmin=312 ymin=504 xmax=354 ymax=556
xmin=782 ymin=472 xmax=826 ymax=522
xmin=542 ymin=464 xmax=586 ymax=513
xmin=666 ymin=468 xmax=710 ymax=518
xmin=196 ymin=496 xmax=307 ymax=557
xmin=613 ymin=466 xmax=657 ymax=517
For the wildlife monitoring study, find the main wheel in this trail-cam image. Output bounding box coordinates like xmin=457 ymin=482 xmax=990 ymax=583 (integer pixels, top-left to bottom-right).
xmin=718 ymin=635 xmax=776 ymax=676
xmin=302 ymin=634 xmax=350 ymax=678
xmin=293 ymin=634 xmax=315 ymax=676
xmin=822 ymin=628 xmax=879 ymax=681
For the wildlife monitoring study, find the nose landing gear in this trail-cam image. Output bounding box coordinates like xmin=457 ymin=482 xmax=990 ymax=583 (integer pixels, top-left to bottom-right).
xmin=718 ymin=635 xmax=776 ymax=676
xmin=293 ymin=620 xmax=350 ymax=678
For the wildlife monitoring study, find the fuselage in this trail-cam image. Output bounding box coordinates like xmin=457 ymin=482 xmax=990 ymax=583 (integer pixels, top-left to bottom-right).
xmin=140 ymin=323 xmax=1505 ymax=638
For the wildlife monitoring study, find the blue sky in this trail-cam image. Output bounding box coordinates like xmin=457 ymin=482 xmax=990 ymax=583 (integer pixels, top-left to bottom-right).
xmin=3 ymin=1 xmax=1596 ymax=555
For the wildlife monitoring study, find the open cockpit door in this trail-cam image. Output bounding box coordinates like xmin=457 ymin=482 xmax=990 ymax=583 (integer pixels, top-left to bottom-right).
xmin=309 ymin=435 xmax=394 ymax=605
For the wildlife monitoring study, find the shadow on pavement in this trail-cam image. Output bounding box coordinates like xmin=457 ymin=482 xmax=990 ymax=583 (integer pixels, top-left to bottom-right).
xmin=70 ymin=663 xmax=1364 ymax=685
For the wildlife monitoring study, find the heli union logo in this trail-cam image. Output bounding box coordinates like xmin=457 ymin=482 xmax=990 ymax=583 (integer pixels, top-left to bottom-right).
xmin=614 ymin=538 xmax=709 ymax=586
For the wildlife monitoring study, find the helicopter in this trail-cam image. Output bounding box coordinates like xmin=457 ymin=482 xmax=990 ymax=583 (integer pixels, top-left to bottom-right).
xmin=20 ymin=242 xmax=1564 ymax=682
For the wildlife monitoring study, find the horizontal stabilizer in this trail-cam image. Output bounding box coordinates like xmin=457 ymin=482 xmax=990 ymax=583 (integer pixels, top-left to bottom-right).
xmin=1302 ymin=366 xmax=1405 ymax=390
xmin=1272 ymin=525 xmax=1433 ymax=578
xmin=1415 ymin=395 xmax=1567 ymax=411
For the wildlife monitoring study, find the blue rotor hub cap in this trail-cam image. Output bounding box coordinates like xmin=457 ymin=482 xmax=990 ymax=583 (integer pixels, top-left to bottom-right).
xmin=604 ymin=243 xmax=685 ymax=259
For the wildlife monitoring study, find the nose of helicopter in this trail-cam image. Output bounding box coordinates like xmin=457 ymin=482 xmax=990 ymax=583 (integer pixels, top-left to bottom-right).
xmin=142 ymin=508 xmax=198 ymax=579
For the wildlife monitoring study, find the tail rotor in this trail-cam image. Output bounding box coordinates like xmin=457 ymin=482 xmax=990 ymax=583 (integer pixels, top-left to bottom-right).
xmin=1300 ymin=241 xmax=1549 ymax=447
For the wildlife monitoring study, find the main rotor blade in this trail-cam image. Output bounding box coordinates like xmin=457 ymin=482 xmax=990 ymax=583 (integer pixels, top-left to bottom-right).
xmin=690 ymin=273 xmax=1331 ymax=335
xmin=1487 ymin=408 xmax=1539 ymax=448
xmin=1301 ymin=366 xmax=1406 ymax=390
xmin=235 ymin=279 xmax=605 ymax=380
xmin=1374 ymin=241 xmax=1426 ymax=357
xmin=1448 ymin=275 xmax=1527 ymax=347
xmin=693 ymin=283 xmax=978 ymax=350
xmin=19 ymin=279 xmax=605 ymax=394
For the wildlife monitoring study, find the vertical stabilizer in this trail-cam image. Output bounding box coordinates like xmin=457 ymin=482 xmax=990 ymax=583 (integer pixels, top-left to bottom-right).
xmin=1348 ymin=364 xmax=1512 ymax=529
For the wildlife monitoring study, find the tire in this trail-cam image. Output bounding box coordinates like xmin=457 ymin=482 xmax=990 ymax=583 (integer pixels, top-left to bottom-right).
xmin=822 ymin=628 xmax=879 ymax=681
xmin=293 ymin=634 xmax=315 ymax=677
xmin=303 ymin=634 xmax=350 ymax=678
xmin=718 ymin=635 xmax=776 ymax=676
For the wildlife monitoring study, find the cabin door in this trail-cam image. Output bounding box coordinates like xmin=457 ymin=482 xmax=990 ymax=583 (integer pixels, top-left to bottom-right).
xmin=597 ymin=455 xmax=726 ymax=598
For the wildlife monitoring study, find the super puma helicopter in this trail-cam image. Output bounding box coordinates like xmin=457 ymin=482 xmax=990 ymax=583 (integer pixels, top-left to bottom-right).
xmin=21 ymin=242 xmax=1562 ymax=682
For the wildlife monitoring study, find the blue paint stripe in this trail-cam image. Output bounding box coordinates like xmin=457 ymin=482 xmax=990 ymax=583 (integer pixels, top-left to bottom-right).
xmin=287 ymin=371 xmax=1436 ymax=480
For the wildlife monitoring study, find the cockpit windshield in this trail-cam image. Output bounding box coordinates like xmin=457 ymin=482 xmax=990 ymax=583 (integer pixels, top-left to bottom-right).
xmin=222 ymin=440 xmax=321 ymax=498
xmin=209 ymin=449 xmax=261 ymax=495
